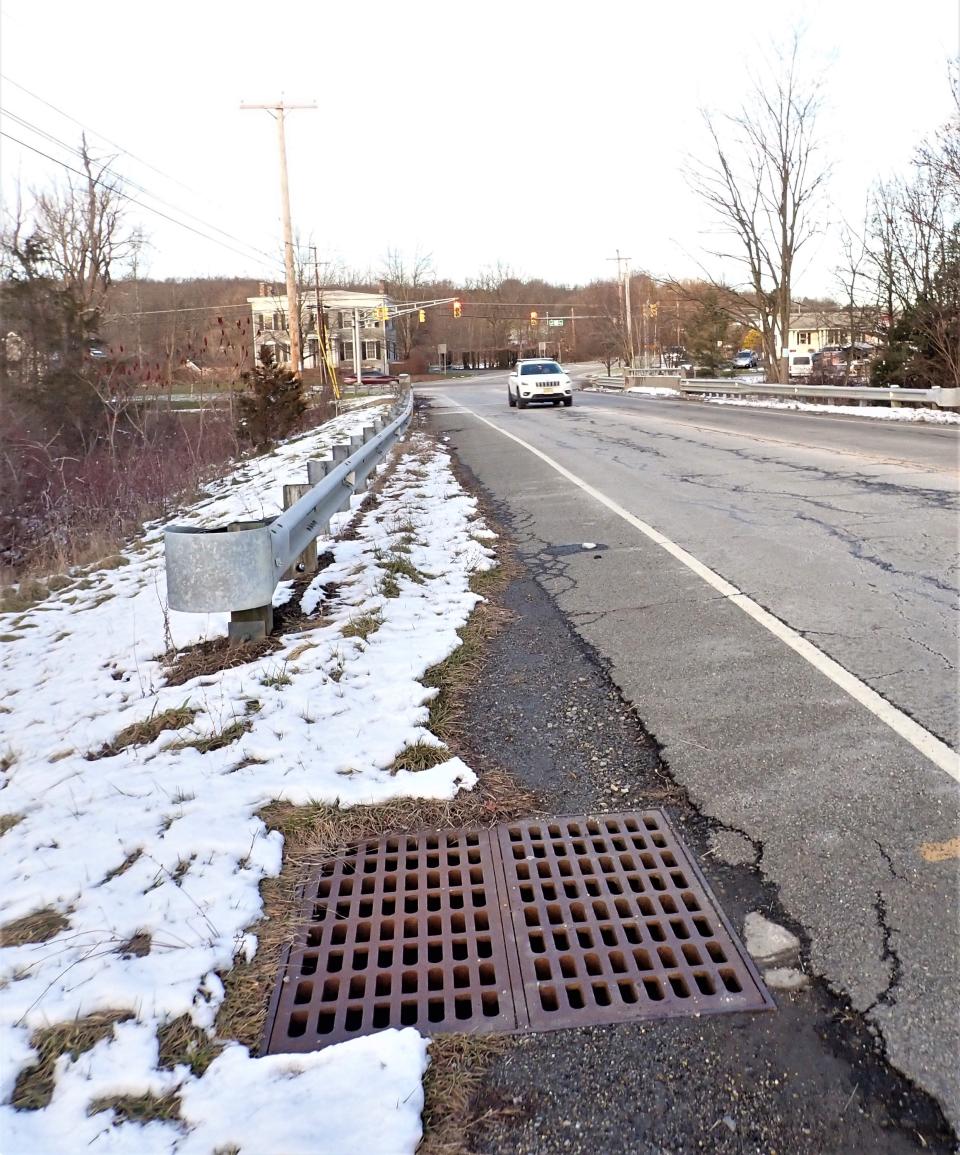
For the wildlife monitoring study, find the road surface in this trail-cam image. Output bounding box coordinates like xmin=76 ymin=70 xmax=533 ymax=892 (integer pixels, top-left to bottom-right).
xmin=422 ymin=371 xmax=960 ymax=1132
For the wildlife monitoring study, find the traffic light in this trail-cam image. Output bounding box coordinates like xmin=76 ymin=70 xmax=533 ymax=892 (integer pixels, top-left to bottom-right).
xmin=650 ymin=303 xmax=659 ymax=318
xmin=377 ymin=306 xmax=389 ymax=322
xmin=418 ymin=309 xmax=426 ymax=324
xmin=530 ymin=311 xmax=538 ymax=324
xmin=453 ymin=299 xmax=462 ymax=318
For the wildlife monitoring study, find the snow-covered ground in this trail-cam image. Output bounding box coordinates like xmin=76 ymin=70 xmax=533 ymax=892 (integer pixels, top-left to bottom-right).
xmin=0 ymin=407 xmax=495 ymax=1153
xmin=701 ymin=396 xmax=960 ymax=424
xmin=586 ymin=383 xmax=959 ymax=424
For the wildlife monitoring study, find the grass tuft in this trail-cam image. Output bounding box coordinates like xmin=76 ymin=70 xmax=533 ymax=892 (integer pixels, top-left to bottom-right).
xmin=0 ymin=906 xmax=69 ymax=948
xmin=87 ymin=705 xmax=197 ymax=760
xmin=0 ymin=813 xmax=24 ymax=837
xmin=88 ymin=1091 xmax=181 ymax=1125
xmin=11 ymin=1011 xmax=134 ymax=1110
xmin=341 ymin=610 xmax=382 ymax=642
xmin=420 ymin=1034 xmax=512 ymax=1155
xmin=157 ymin=1014 xmax=222 ymax=1077
xmin=390 ymin=741 xmax=451 ymax=774
xmin=168 ymin=719 xmax=251 ymax=754
xmin=117 ymin=930 xmax=152 ymax=958
xmin=164 ymin=636 xmax=281 ymax=688
xmin=375 ymin=551 xmax=425 ymax=586
xmin=100 ymin=848 xmax=142 ymax=885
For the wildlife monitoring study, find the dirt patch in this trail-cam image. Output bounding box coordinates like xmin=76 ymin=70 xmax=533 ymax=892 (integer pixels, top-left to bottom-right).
xmin=420 ymin=1035 xmax=512 ymax=1155
xmin=0 ymin=813 xmax=24 ymax=837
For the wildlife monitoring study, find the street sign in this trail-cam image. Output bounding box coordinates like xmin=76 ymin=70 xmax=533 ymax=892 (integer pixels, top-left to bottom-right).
xmin=548 ymin=319 xmax=564 ymax=327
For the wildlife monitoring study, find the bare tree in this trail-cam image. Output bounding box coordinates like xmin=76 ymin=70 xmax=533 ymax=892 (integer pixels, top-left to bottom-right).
xmin=688 ymin=38 xmax=828 ymax=381
xmin=33 ymin=135 xmax=131 ymax=325
xmin=380 ymin=247 xmax=434 ymax=360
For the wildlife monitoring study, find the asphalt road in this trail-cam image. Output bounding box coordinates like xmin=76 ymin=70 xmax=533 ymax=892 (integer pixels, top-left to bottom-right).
xmin=421 ymin=371 xmax=960 ymax=1135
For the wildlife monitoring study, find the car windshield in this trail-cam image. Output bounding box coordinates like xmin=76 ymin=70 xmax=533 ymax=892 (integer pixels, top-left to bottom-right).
xmin=520 ymin=362 xmax=561 ymax=376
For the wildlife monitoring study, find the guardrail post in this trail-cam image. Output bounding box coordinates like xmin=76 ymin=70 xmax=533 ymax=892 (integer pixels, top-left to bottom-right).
xmin=282 ymin=484 xmax=319 ymax=579
xmin=228 ymin=519 xmax=274 ymax=644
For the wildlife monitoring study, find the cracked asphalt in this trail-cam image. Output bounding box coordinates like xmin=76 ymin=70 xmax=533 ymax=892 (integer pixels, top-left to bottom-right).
xmin=418 ymin=377 xmax=960 ymax=1145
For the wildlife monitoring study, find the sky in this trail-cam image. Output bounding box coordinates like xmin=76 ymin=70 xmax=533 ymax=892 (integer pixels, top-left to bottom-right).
xmin=0 ymin=0 xmax=957 ymax=297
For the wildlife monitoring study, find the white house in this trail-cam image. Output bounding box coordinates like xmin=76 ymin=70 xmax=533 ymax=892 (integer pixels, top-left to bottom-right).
xmin=247 ymin=286 xmax=398 ymax=372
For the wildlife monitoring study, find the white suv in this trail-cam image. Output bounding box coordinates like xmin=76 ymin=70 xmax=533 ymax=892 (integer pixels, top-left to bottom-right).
xmin=508 ymin=359 xmax=574 ymax=409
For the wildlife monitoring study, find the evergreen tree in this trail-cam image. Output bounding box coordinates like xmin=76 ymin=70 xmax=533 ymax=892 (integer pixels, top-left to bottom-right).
xmin=236 ymin=347 xmax=307 ymax=449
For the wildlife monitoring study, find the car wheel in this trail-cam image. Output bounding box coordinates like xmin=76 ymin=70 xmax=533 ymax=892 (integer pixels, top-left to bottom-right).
xmin=517 ymin=396 xmax=528 ymax=410
xmin=563 ymin=397 xmax=573 ymax=407
xmin=508 ymin=389 xmax=516 ymax=408
xmin=552 ymin=398 xmax=561 ymax=406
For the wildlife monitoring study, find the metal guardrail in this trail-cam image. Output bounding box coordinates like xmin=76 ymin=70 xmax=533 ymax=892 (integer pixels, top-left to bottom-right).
xmin=165 ymin=390 xmax=413 ymax=642
xmin=586 ymin=373 xmax=960 ymax=408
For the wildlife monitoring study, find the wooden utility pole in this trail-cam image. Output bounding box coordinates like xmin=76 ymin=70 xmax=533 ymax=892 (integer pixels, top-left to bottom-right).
xmin=607 ymin=249 xmax=634 ymax=367
xmin=240 ymin=100 xmax=316 ymax=374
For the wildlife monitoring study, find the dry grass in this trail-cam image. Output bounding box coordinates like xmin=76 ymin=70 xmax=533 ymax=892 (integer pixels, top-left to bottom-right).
xmin=341 ymin=610 xmax=382 ymax=642
xmin=157 ymin=1014 xmax=222 ymax=1077
xmin=0 ymin=906 xmax=69 ymax=948
xmin=11 ymin=1011 xmax=134 ymax=1110
xmin=420 ymin=1035 xmax=514 ymax=1155
xmin=87 ymin=705 xmax=197 ymax=760
xmin=0 ymin=813 xmax=24 ymax=837
xmin=1 ymin=749 xmax=18 ymax=773
xmin=163 ymin=636 xmax=281 ymax=688
xmin=116 ymin=930 xmax=152 ymax=958
xmin=424 ymin=565 xmax=518 ymax=746
xmin=100 ymin=848 xmax=142 ymax=885
xmin=88 ymin=1091 xmax=182 ymax=1124
xmin=389 ymin=741 xmax=452 ymax=774
xmin=376 ymin=551 xmax=425 ymax=585
xmin=167 ymin=719 xmax=251 ymax=754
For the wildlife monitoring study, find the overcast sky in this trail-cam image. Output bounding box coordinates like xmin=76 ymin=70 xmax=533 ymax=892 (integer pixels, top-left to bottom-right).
xmin=1 ymin=0 xmax=957 ymax=297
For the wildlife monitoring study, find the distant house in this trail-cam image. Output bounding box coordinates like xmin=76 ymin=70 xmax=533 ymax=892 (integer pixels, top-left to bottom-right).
xmin=247 ymin=285 xmax=397 ymax=371
xmin=787 ymin=310 xmax=880 ymax=355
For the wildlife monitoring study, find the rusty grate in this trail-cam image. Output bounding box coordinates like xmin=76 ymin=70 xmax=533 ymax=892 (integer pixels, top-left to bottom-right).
xmin=264 ymin=810 xmax=772 ymax=1053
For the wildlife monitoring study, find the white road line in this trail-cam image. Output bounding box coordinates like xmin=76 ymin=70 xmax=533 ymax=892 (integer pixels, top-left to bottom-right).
xmin=436 ymin=395 xmax=960 ymax=783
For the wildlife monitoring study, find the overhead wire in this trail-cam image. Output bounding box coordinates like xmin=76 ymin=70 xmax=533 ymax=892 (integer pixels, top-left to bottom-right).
xmin=0 ymin=106 xmax=285 ymax=276
xmin=0 ymin=129 xmax=286 ymax=273
xmin=0 ymin=72 xmax=274 ymax=249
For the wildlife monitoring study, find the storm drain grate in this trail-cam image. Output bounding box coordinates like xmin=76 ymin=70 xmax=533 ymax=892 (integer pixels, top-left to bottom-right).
xmin=264 ymin=810 xmax=773 ymax=1053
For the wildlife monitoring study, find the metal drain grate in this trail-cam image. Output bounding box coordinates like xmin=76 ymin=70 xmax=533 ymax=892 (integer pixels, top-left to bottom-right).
xmin=497 ymin=812 xmax=771 ymax=1029
xmin=264 ymin=810 xmax=773 ymax=1053
xmin=265 ymin=828 xmax=518 ymax=1051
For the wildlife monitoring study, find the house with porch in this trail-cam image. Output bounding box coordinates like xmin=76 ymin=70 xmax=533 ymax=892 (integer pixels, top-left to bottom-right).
xmin=787 ymin=309 xmax=880 ymax=355
xmin=247 ymin=285 xmax=398 ymax=372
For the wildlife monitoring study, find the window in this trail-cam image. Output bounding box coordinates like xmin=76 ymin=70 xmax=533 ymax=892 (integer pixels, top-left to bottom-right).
xmin=363 ymin=340 xmax=380 ymax=360
xmin=796 ymin=331 xmax=810 ymax=344
xmin=340 ymin=341 xmax=354 ymax=362
xmin=520 ymin=362 xmax=562 ymax=375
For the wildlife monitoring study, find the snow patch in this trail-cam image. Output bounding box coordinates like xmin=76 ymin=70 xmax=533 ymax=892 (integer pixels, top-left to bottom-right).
xmin=0 ymin=412 xmax=491 ymax=1153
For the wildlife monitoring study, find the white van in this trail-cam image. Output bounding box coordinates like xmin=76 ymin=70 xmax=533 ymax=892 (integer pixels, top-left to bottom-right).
xmin=789 ymin=352 xmax=813 ymax=379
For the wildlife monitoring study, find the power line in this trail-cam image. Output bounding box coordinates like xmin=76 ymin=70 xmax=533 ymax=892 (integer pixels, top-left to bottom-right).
xmin=0 ymin=107 xmax=284 ymax=274
xmin=0 ymin=130 xmax=284 ymax=273
xmin=0 ymin=73 xmax=258 ymax=235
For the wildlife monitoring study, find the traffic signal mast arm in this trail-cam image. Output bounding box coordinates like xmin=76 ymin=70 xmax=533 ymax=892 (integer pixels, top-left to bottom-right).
xmin=357 ymin=297 xmax=462 ymax=324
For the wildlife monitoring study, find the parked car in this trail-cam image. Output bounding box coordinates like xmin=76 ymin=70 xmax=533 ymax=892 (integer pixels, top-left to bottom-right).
xmin=732 ymin=350 xmax=759 ymax=369
xmin=507 ymin=360 xmax=573 ymax=409
xmin=788 ymin=353 xmax=813 ymax=379
xmin=340 ymin=369 xmax=400 ymax=386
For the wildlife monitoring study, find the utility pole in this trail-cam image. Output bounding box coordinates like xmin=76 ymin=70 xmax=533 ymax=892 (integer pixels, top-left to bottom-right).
xmin=607 ymin=249 xmax=634 ymax=367
xmin=240 ymin=100 xmax=316 ymax=375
